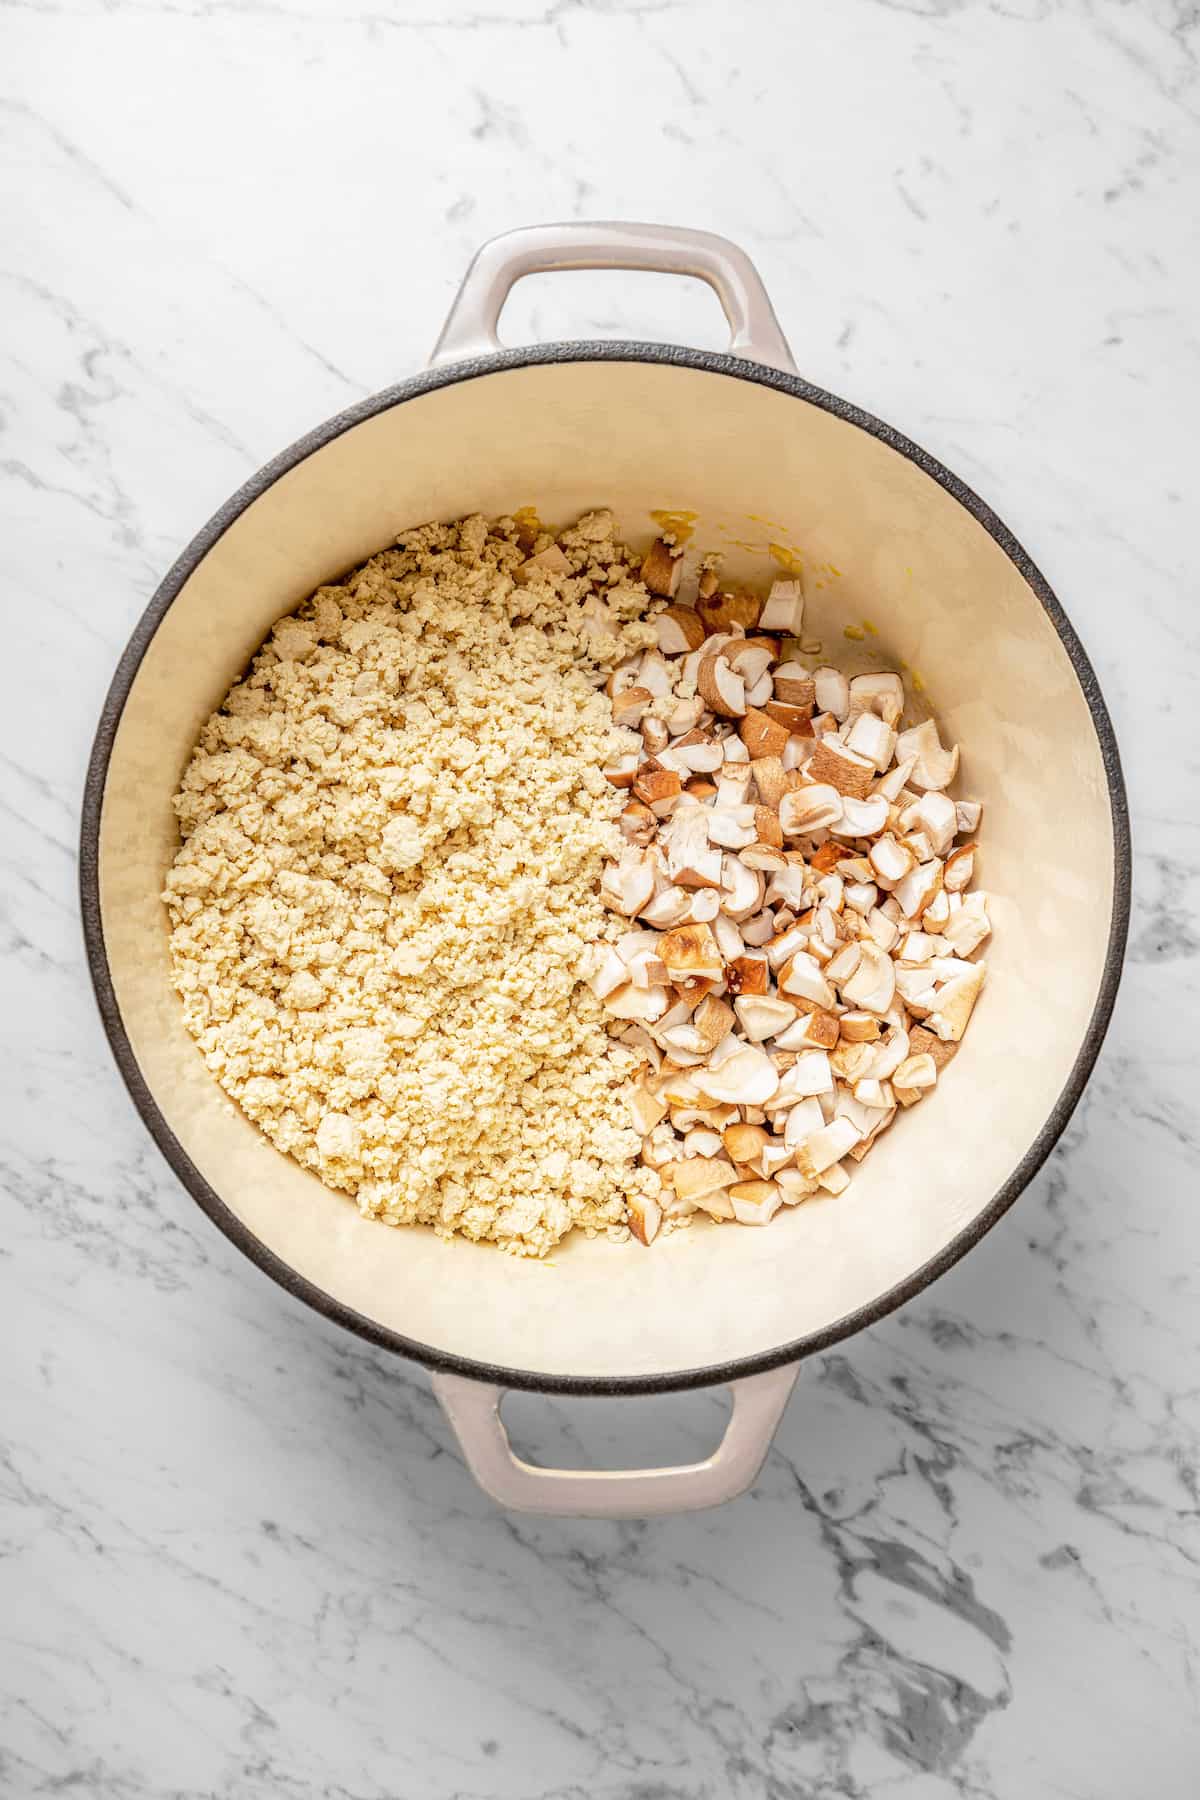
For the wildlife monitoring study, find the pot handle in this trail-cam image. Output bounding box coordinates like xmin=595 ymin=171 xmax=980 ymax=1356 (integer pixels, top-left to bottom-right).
xmin=429 ymin=222 xmax=795 ymax=373
xmin=430 ymin=1362 xmax=798 ymax=1517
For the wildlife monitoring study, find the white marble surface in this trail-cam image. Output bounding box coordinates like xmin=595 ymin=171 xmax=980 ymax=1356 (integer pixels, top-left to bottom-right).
xmin=3 ymin=0 xmax=1199 ymax=1794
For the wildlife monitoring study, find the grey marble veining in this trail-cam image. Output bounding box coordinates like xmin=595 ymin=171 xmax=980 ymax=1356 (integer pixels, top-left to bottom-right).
xmin=2 ymin=1 xmax=1199 ymax=1795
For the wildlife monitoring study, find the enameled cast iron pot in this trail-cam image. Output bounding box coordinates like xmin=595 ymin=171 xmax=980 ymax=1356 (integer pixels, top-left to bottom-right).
xmin=80 ymin=224 xmax=1130 ymax=1517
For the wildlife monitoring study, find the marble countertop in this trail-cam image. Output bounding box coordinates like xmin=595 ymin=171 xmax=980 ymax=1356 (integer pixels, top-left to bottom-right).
xmin=4 ymin=1 xmax=1199 ymax=1794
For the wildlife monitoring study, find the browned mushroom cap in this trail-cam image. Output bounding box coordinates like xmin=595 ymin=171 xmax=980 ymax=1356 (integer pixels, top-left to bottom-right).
xmin=763 ymin=700 xmax=814 ymax=737
xmin=641 ymin=537 xmax=684 ymax=597
xmin=926 ymin=961 xmax=986 ymax=1043
xmin=697 ymin=653 xmax=748 ymax=718
xmin=626 ymin=1190 xmax=663 ymax=1245
xmin=725 ymin=953 xmax=770 ymax=996
xmin=654 ymin=603 xmax=706 ymax=653
xmin=739 ymin=708 xmax=790 ymax=759
xmin=659 ymin=921 xmax=724 ymax=983
xmin=662 ymin=1155 xmax=739 ymax=1204
xmin=696 ymin=588 xmax=762 ymax=635
xmin=729 ymin=1180 xmax=784 ymax=1225
xmin=772 ymin=663 xmax=817 ymax=710
xmin=806 ymin=737 xmax=875 ymax=799
xmin=611 ymin=685 xmax=654 ymax=729
xmin=632 ymin=764 xmax=683 ymax=819
xmin=619 ymin=800 xmax=657 ymax=846
xmin=723 ymin=1122 xmax=770 ymax=1164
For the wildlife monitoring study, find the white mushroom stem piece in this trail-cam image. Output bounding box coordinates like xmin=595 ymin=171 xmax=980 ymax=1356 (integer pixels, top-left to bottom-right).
xmin=813 ymin=667 xmax=850 ymax=720
xmin=895 ymin=719 xmax=959 ymax=791
xmin=759 ymin=579 xmax=805 ymax=635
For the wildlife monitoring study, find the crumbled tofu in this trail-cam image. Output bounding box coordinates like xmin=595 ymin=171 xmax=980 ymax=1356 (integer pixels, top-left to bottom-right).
xmin=164 ymin=510 xmax=664 ymax=1258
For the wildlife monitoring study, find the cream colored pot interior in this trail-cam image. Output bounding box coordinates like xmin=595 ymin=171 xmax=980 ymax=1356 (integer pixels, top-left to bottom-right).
xmin=98 ymin=360 xmax=1115 ymax=1382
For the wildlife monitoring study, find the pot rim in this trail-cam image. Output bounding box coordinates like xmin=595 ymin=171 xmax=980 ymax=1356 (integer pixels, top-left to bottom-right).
xmin=79 ymin=341 xmax=1131 ymax=1397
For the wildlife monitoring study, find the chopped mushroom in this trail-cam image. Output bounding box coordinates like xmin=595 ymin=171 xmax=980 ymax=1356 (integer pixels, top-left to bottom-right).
xmin=720 ymin=855 xmax=766 ymax=922
xmin=691 ymin=994 xmax=736 ymax=1051
xmin=682 ymin=1126 xmax=725 ymax=1157
xmin=943 ymin=843 xmax=976 ymax=892
xmin=807 ymin=737 xmax=875 ymax=800
xmin=777 ymin=1049 xmax=834 ymax=1099
xmin=779 ymin=783 xmax=843 ymax=835
xmin=778 ymin=952 xmax=836 ymax=1010
xmin=837 ymin=793 xmax=889 ymax=839
xmin=626 ymin=1085 xmax=668 ymax=1134
xmin=730 ymin=1180 xmax=783 ymax=1225
xmin=696 ymin=588 xmax=762 ymax=635
xmin=893 ymin=859 xmax=944 ymax=920
xmin=893 ymin=1052 xmax=937 ymax=1092
xmin=516 ymin=543 xmax=572 ymax=582
xmin=601 ymin=850 xmax=656 ymax=916
xmin=611 ymin=685 xmax=654 ymax=729
xmin=775 ymin=1008 xmax=840 ymax=1051
xmin=663 ymin=1156 xmax=739 ymax=1205
xmin=641 ymin=885 xmax=692 ymax=928
xmin=845 ymin=711 xmax=896 ymax=772
xmin=727 ymin=641 xmax=775 ymax=689
xmin=875 ymin=755 xmax=917 ymax=803
xmin=895 ymin=719 xmax=960 ymax=792
xmin=667 ymin=694 xmax=705 ymax=736
xmin=717 ymin=764 xmax=755 ymax=807
xmin=603 ymin=751 xmax=640 ymax=789
xmin=759 ymin=579 xmax=805 ymax=635
xmin=869 ymin=834 xmax=915 ymax=885
xmin=604 ymin=982 xmax=671 ymax=1023
xmin=590 ymin=552 xmax=989 ymax=1240
xmin=773 ymin=664 xmax=816 ymax=709
xmin=940 ymin=892 xmax=991 ymax=956
xmin=632 ymin=764 xmax=683 ymax=818
xmin=697 ymin=655 xmax=747 ymax=717
xmin=627 ymin=1190 xmax=663 ymax=1244
xmin=840 ymin=942 xmax=896 ymax=1014
xmin=793 ymin=1116 xmax=862 ymax=1179
xmin=641 ymin=718 xmax=670 ymax=759
xmin=726 ymin=952 xmax=770 ymax=995
xmin=911 ymin=791 xmax=957 ymax=857
xmin=695 ymin=1042 xmax=780 ymax=1107
xmin=654 ymin=604 xmax=706 ymax=654
xmin=813 ymin=667 xmax=850 ymax=721
xmin=660 ymin=922 xmax=724 ymax=983
xmin=927 ymin=961 xmax=987 ymax=1042
xmin=777 ymin=1167 xmax=820 ymax=1205
xmin=907 ymin=1024 xmax=959 ymax=1072
xmin=585 ymin=944 xmax=629 ymax=1000
xmin=849 ymin=671 xmax=904 ymax=727
xmin=739 ymin=707 xmax=791 ymax=759
xmin=734 ymin=994 xmax=798 ymax=1042
xmin=641 ymin=537 xmax=683 ymax=598
xmin=724 ymin=1121 xmax=770 ymax=1163
xmin=620 ymin=799 xmax=658 ymax=846
xmin=664 ymin=811 xmax=725 ymax=888
xmin=707 ymin=806 xmax=758 ymax=850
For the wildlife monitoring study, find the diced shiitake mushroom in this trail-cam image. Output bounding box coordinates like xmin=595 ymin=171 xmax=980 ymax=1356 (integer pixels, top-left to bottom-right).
xmin=641 ymin=538 xmax=683 ymax=598
xmin=758 ymin=579 xmax=804 ymax=635
xmin=591 ymin=561 xmax=984 ymax=1241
